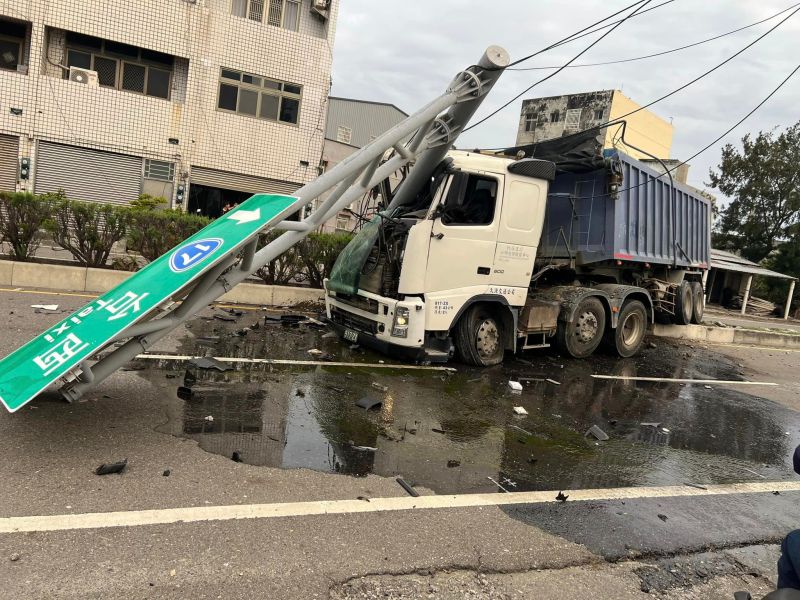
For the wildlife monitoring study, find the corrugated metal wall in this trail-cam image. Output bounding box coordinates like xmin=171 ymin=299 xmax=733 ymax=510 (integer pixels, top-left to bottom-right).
xmin=324 ymin=98 xmax=408 ymax=148
xmin=35 ymin=142 xmax=142 ymax=205
xmin=190 ymin=166 xmax=300 ymax=195
xmin=0 ymin=134 xmax=19 ymax=193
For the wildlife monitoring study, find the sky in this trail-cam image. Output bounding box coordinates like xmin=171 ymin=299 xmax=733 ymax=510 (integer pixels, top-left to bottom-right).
xmin=329 ymin=0 xmax=800 ymax=196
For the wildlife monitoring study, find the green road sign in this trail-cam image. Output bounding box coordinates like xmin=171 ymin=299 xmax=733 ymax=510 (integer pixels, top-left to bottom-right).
xmin=0 ymin=193 xmax=298 ymax=413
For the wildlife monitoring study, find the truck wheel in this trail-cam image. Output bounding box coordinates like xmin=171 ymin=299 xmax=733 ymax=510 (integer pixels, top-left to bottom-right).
xmin=673 ymin=281 xmax=693 ymax=325
xmin=605 ymin=300 xmax=647 ymax=358
xmin=690 ymin=281 xmax=704 ymax=324
xmin=454 ymin=305 xmax=505 ymax=367
xmin=555 ymin=297 xmax=606 ymax=359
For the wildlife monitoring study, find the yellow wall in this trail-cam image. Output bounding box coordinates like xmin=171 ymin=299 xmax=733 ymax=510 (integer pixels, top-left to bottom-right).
xmin=604 ymin=91 xmax=673 ymax=159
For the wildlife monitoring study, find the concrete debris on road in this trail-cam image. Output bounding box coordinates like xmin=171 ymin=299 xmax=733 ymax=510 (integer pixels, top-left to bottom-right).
xmin=95 ymin=459 xmax=127 ymax=476
xmin=508 ymin=381 xmax=523 ymax=391
xmin=9 ymin=553 xmax=20 ymax=562
xmin=512 ymin=406 xmax=528 ymax=415
xmin=447 ymin=460 xmax=460 ymax=468
xmin=371 ymin=382 xmax=388 ymax=392
xmin=213 ymin=313 xmax=238 ymax=322
xmin=356 ymin=396 xmax=382 ymax=410
xmin=204 ymin=415 xmax=214 ymax=422
xmin=658 ymin=514 xmax=669 ymax=522
xmin=188 ymin=357 xmax=232 ymax=371
xmin=585 ymin=425 xmax=610 ymax=441
xmin=307 ymin=348 xmax=324 ymax=357
xmin=162 ymin=469 xmax=171 ymax=477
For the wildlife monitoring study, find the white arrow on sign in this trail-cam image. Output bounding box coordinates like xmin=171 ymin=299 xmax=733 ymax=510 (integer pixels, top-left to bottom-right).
xmin=228 ymin=208 xmax=261 ymax=225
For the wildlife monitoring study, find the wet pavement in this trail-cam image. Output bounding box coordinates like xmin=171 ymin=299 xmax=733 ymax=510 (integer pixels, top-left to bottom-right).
xmin=136 ymin=308 xmax=800 ymax=495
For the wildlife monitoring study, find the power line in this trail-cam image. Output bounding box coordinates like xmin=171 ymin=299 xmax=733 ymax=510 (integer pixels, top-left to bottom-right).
xmin=463 ymin=0 xmax=657 ymax=133
xmin=508 ymin=2 xmax=800 ymax=71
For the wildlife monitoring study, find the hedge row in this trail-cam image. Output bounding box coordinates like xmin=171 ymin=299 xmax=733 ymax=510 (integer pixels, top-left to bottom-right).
xmin=0 ymin=191 xmax=352 ymax=287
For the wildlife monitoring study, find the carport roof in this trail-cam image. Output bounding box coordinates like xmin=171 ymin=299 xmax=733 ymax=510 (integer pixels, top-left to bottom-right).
xmin=710 ymin=248 xmax=797 ymax=280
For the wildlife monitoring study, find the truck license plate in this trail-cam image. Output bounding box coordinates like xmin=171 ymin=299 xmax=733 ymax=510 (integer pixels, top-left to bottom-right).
xmin=344 ymin=329 xmax=358 ymax=343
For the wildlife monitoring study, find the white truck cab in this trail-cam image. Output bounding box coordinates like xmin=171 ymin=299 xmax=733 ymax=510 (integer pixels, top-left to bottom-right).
xmin=325 ymin=150 xmax=558 ymax=365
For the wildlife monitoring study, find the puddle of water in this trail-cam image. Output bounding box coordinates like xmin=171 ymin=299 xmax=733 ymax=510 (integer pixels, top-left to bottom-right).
xmin=146 ymin=310 xmax=800 ymax=495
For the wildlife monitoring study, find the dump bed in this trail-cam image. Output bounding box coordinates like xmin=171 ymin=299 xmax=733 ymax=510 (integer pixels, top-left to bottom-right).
xmin=538 ymin=151 xmax=711 ymax=269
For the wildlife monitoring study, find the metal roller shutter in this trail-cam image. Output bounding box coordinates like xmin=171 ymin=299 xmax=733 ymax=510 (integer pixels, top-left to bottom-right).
xmin=35 ymin=142 xmax=142 ymax=205
xmin=0 ymin=134 xmax=19 ymax=193
xmin=190 ymin=166 xmax=300 ymax=195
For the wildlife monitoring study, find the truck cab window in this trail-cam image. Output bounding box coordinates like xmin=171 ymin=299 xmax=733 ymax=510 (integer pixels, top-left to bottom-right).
xmin=440 ymin=174 xmax=497 ymax=226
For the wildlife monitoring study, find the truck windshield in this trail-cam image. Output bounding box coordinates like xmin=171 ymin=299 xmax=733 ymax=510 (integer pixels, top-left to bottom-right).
xmin=327 ymin=215 xmax=382 ymax=295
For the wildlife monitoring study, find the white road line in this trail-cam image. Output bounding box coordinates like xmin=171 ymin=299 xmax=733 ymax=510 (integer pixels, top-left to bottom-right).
xmin=591 ymin=375 xmax=778 ymax=386
xmin=136 ymin=354 xmax=456 ymax=372
xmin=2 ymin=481 xmax=799 ymax=534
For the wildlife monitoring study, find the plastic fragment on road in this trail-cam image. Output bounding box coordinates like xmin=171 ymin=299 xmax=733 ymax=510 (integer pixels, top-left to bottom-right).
xmin=512 ymin=406 xmax=528 ymax=415
xmin=585 ymin=425 xmax=609 ymax=441
xmin=508 ymin=381 xmax=523 ymax=391
xmin=188 ymin=357 xmax=232 ymax=371
xmin=95 ymin=459 xmax=127 ymax=475
xmin=396 ymin=477 xmax=420 ymax=497
xmin=356 ymin=396 xmax=382 ymax=410
xmin=31 ymin=304 xmax=59 ymax=311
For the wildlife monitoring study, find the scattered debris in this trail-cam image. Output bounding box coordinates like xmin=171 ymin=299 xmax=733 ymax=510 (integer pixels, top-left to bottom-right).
xmin=95 ymin=459 xmax=127 ymax=476
xmin=447 ymin=460 xmax=461 ymax=468
xmin=350 ymin=445 xmax=377 ymax=452
xmin=357 ymin=496 xmax=371 ymax=502
xmin=233 ymin=328 xmax=249 ymax=337
xmin=488 ymin=477 xmax=509 ymax=493
xmin=591 ymin=375 xmax=777 ymax=386
xmin=640 ymin=422 xmax=662 ymax=428
xmin=188 ymin=357 xmax=232 ymax=371
xmin=546 ymin=378 xmax=561 ymax=385
xmin=555 ymin=491 xmax=569 ymax=503
xmin=183 ymin=370 xmax=197 ymax=387
xmin=281 ymin=314 xmax=307 ymax=324
xmin=658 ymin=514 xmax=669 ymax=522
xmin=704 ymin=385 xmax=713 ymax=390
xmin=231 ymin=451 xmax=243 ymax=463
xmin=162 ymin=469 xmax=171 ymax=477
xmin=371 ymin=382 xmax=388 ymax=392
xmin=609 ymin=419 xmax=619 ymax=427
xmin=307 ymin=348 xmax=324 ymax=357
xmin=355 ymin=396 xmax=382 ymax=410
xmin=396 ymin=477 xmax=420 ymax=497
xmin=431 ymin=427 xmax=446 ymax=434
xmin=512 ymin=406 xmax=528 ymax=416
xmin=742 ymin=467 xmax=766 ymax=479
xmin=177 ymin=386 xmax=193 ymax=400
xmin=213 ymin=313 xmax=238 ymax=322
xmin=508 ymin=381 xmax=523 ymax=392
xmin=773 ymin=491 xmax=781 ymax=496
xmin=585 ymin=425 xmax=610 ymax=441
xmin=31 ymin=304 xmax=59 ymax=311
xmin=501 ymin=476 xmax=518 ymax=489
xmin=165 ymin=373 xmax=178 ymax=379
xmin=204 ymin=415 xmax=214 ymax=422
xmin=9 ymin=553 xmax=20 ymax=562
xmin=527 ymin=456 xmax=538 ymax=465
xmin=296 ymin=389 xmax=306 ymax=398
xmin=322 ymin=332 xmax=337 ymax=339
xmin=509 ymin=424 xmax=533 ymax=436
xmin=196 ymin=336 xmax=221 ymax=344
xmin=648 ymin=342 xmax=657 ymax=349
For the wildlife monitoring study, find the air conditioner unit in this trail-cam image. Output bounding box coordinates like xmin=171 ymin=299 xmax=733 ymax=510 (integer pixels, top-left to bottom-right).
xmin=311 ymin=0 xmax=330 ymax=17
xmin=69 ymin=66 xmax=99 ymax=87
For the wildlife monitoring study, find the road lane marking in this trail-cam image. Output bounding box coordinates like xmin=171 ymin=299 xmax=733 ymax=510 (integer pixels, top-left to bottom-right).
xmin=591 ymin=375 xmax=778 ymax=386
xmin=2 ymin=481 xmax=799 ymax=534
xmin=136 ymin=354 xmax=456 ymax=372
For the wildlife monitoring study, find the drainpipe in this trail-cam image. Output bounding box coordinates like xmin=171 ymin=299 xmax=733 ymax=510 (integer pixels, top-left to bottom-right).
xmin=740 ymin=275 xmax=753 ymax=315
xmin=785 ymin=280 xmax=796 ymax=320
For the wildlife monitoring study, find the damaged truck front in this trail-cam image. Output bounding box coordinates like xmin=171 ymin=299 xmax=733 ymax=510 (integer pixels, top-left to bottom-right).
xmin=325 ymin=146 xmax=711 ymax=366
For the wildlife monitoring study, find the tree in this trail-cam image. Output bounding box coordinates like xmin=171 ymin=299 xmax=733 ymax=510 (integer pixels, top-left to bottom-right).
xmin=709 ymin=122 xmax=800 ymax=263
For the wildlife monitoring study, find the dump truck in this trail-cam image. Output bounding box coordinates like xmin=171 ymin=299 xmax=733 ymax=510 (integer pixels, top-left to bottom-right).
xmin=324 ymin=137 xmax=712 ymax=365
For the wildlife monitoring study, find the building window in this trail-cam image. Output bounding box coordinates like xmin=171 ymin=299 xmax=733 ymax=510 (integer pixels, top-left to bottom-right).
xmin=63 ymin=32 xmax=174 ymax=99
xmin=217 ymin=68 xmax=302 ymax=125
xmin=232 ymin=0 xmax=300 ymax=32
xmin=564 ymin=108 xmax=582 ymax=132
xmin=335 ymin=214 xmax=350 ymax=232
xmin=0 ymin=19 xmax=27 ymax=72
xmin=594 ymin=108 xmax=604 ymax=120
xmin=549 ymin=110 xmax=561 ymax=123
xmin=524 ymin=113 xmax=537 ymax=132
xmin=336 ymin=125 xmax=352 ymax=144
xmin=144 ymin=159 xmax=175 ymax=182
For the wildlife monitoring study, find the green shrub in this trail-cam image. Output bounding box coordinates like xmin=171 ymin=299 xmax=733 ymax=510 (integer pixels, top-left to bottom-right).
xmin=297 ymin=232 xmax=353 ymax=288
xmin=0 ymin=191 xmax=54 ymax=261
xmin=129 ymin=193 xmax=167 ymax=211
xmin=254 ymin=229 xmax=303 ymax=285
xmin=127 ymin=208 xmax=210 ymax=263
xmin=45 ymin=195 xmax=129 ymax=268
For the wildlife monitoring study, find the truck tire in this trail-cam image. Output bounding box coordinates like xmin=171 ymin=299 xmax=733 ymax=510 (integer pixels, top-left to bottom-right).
xmin=603 ymin=300 xmax=647 ymax=358
xmin=673 ymin=281 xmax=693 ymax=325
xmin=555 ymin=297 xmax=606 ymax=359
xmin=453 ymin=305 xmax=505 ymax=367
xmin=690 ymin=281 xmax=704 ymax=324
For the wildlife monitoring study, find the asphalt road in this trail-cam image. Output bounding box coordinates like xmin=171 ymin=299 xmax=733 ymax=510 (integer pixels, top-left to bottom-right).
xmin=0 ymin=287 xmax=798 ymax=599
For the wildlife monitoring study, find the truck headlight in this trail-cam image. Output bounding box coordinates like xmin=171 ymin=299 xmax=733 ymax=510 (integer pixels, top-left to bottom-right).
xmin=391 ymin=307 xmax=410 ymax=338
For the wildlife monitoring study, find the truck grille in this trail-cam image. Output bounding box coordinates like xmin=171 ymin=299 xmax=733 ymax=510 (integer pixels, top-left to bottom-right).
xmin=330 ymin=307 xmax=379 ymax=335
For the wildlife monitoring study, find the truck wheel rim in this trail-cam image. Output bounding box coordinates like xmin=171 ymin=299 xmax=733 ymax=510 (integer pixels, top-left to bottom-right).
xmin=621 ymin=311 xmax=643 ymax=347
xmin=575 ymin=312 xmax=598 ymax=343
xmin=476 ymin=320 xmax=499 ymax=357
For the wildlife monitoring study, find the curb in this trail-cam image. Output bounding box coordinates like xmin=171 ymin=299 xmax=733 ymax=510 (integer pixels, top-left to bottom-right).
xmin=652 ymin=323 xmax=800 ymax=350
xmin=0 ymin=258 xmax=324 ymax=307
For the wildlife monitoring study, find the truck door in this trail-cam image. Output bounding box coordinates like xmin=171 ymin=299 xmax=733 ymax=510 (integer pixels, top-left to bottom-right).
xmin=424 ymin=172 xmax=501 ymax=293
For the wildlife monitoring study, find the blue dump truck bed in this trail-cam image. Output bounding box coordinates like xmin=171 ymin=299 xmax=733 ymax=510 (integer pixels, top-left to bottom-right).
xmin=538 ymin=151 xmax=711 ymax=270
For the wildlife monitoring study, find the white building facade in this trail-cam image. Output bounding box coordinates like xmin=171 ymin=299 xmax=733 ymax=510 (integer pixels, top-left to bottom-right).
xmin=0 ymin=0 xmax=337 ymax=216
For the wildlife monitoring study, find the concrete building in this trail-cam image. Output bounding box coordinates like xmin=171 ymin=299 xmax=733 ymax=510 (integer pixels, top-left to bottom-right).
xmin=0 ymin=0 xmax=338 ymax=216
xmin=516 ymin=89 xmax=673 ymax=160
xmin=318 ymin=97 xmax=407 ymax=233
